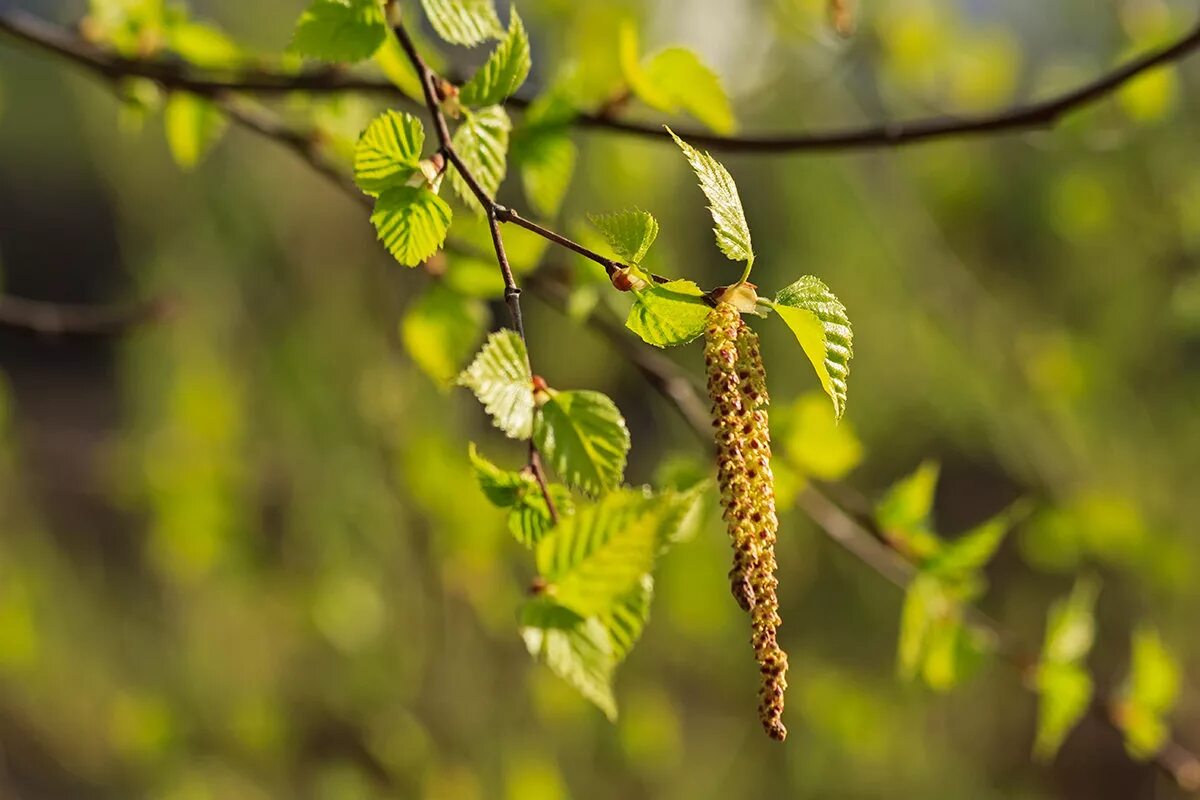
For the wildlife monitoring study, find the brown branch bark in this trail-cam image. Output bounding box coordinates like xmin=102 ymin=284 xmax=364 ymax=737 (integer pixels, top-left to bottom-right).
xmin=3 ymin=7 xmax=1199 ymax=154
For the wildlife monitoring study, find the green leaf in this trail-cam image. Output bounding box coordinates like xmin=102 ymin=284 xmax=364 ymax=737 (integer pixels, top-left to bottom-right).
xmin=1042 ymin=577 xmax=1100 ymax=666
xmin=876 ymin=461 xmax=942 ymax=561
xmin=1033 ymin=577 xmax=1100 ymax=760
xmin=772 ymin=276 xmax=853 ymax=420
xmin=666 ymin=127 xmax=753 ymax=265
xmin=642 ymin=49 xmax=736 ymax=135
xmin=1127 ymin=626 xmax=1181 ymax=715
xmin=355 ymin=110 xmax=425 ymax=194
xmin=920 ymin=621 xmax=993 ymax=692
xmin=467 ymin=444 xmax=573 ymax=547
xmin=618 ymin=23 xmax=735 ymax=135
xmin=599 ymin=574 xmax=653 ymax=662
xmin=168 ymin=21 xmax=242 ymax=68
xmin=775 ymin=392 xmax=864 ymax=482
xmin=457 ymin=329 xmax=534 ymax=439
xmin=898 ymin=573 xmax=939 ymax=681
xmin=515 ymin=128 xmax=577 ymax=218
xmin=534 ymin=390 xmax=630 ymax=496
xmin=929 ymin=502 xmax=1029 ymax=580
xmin=448 ymin=106 xmax=512 ymax=213
xmin=520 ymin=599 xmax=617 ymax=720
xmin=536 ymin=489 xmax=672 ymax=617
xmin=290 ymin=0 xmax=386 ymax=63
xmin=370 ymin=186 xmax=453 ymax=267
xmin=467 ymin=442 xmax=526 ymax=506
xmin=1033 ymin=662 xmax=1093 ymax=761
xmin=400 ymin=284 xmax=486 ymax=385
xmin=625 ymin=280 xmax=710 ymax=348
xmin=1118 ymin=625 xmax=1181 ymax=759
xmin=508 ymin=484 xmax=573 ymax=548
xmin=588 ymin=209 xmax=659 ymax=265
xmin=420 ymin=0 xmax=502 ymax=46
xmin=460 ymin=8 xmax=531 ymax=107
xmin=163 ymin=92 xmax=226 ymax=170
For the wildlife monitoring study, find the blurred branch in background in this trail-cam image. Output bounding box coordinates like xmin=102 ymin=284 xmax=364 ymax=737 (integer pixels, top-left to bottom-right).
xmin=1 ymin=7 xmax=1199 ymax=154
xmin=0 ymin=294 xmax=174 ymax=337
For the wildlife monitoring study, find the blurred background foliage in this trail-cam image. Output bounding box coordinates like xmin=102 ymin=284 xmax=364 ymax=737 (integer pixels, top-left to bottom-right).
xmin=1 ymin=0 xmax=1199 ymax=797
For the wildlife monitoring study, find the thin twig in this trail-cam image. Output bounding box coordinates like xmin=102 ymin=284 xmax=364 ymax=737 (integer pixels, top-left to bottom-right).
xmin=0 ymin=294 xmax=173 ymax=336
xmin=386 ymin=3 xmax=556 ymax=521
xmin=3 ymin=7 xmax=1200 ymax=154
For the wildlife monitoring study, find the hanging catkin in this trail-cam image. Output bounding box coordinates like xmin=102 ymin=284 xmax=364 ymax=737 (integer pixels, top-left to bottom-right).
xmin=704 ymin=301 xmax=789 ymax=741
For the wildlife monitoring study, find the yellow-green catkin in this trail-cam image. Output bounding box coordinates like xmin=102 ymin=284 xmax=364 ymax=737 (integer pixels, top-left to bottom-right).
xmin=704 ymin=302 xmax=788 ymax=741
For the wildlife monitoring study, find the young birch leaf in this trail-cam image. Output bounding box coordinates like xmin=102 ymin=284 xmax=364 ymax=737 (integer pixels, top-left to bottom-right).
xmin=370 ymin=186 xmax=453 ymax=267
xmin=772 ymin=276 xmax=853 ymax=420
xmin=460 ymin=8 xmax=531 ymax=107
xmin=520 ymin=599 xmax=617 ymax=720
xmin=355 ymin=110 xmax=425 ymax=194
xmin=508 ymin=484 xmax=573 ymax=548
xmin=1118 ymin=626 xmax=1181 ymax=759
xmin=420 ymin=0 xmax=502 ymax=46
xmin=643 ymin=48 xmax=736 ymax=134
xmin=1034 ymin=577 xmax=1100 ymax=760
xmin=449 ymin=106 xmax=512 ymax=213
xmin=290 ymin=0 xmax=387 ymax=63
xmin=625 ymin=280 xmax=711 ymax=348
xmin=667 ymin=127 xmax=753 ymax=265
xmin=599 ymin=575 xmax=653 ymax=663
xmin=536 ymin=490 xmax=659 ymax=616
xmin=467 ymin=444 xmax=572 ymax=547
xmin=400 ymin=284 xmax=485 ymax=386
xmin=163 ymin=92 xmax=227 ymax=170
xmin=618 ymin=24 xmax=736 ymax=135
xmin=588 ymin=209 xmax=659 ymax=265
xmin=468 ymin=442 xmax=527 ymax=506
xmin=457 ymin=329 xmax=535 ymax=439
xmin=1034 ymin=663 xmax=1093 ymax=761
xmin=929 ymin=501 xmax=1030 ymax=580
xmin=897 ymin=573 xmax=939 ymax=681
xmin=533 ymin=390 xmax=630 ymax=496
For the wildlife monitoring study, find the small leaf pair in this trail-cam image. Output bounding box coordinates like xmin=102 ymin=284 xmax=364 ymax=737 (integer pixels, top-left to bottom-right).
xmin=458 ymin=330 xmax=631 ymax=496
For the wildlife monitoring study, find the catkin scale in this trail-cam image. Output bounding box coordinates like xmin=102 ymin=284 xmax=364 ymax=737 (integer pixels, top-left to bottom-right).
xmin=704 ymin=302 xmax=789 ymax=741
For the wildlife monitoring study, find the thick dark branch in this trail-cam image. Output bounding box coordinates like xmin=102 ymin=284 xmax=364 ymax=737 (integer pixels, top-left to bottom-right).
xmin=0 ymin=295 xmax=172 ymax=336
xmin=4 ymin=7 xmax=1199 ymax=154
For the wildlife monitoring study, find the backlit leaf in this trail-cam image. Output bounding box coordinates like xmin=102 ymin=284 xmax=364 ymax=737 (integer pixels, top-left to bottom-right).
xmin=457 ymin=329 xmax=534 ymax=438
xmin=290 ymin=0 xmax=386 ymax=63
xmin=355 ymin=110 xmax=425 ymax=194
xmin=625 ymin=280 xmax=710 ymax=348
xmin=589 ymin=209 xmax=659 ymax=265
xmin=667 ymin=127 xmax=753 ymax=265
xmin=772 ymin=276 xmax=853 ymax=419
xmin=534 ymin=390 xmax=630 ymax=496
xmin=370 ymin=186 xmax=453 ymax=267
xmin=449 ymin=106 xmax=512 ymax=212
xmin=163 ymin=92 xmax=226 ymax=170
xmin=460 ymin=8 xmax=531 ymax=107
xmin=520 ymin=599 xmax=617 ymax=720
xmin=400 ymin=283 xmax=485 ymax=385
xmin=420 ymin=0 xmax=502 ymax=46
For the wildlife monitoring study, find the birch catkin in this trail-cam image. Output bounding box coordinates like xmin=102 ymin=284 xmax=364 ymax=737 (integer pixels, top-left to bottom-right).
xmin=704 ymin=301 xmax=788 ymax=741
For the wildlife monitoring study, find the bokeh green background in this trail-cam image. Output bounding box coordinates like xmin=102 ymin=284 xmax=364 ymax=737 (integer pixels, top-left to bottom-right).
xmin=1 ymin=0 xmax=1199 ymax=797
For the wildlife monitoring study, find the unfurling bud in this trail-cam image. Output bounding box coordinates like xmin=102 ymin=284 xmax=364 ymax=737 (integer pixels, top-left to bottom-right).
xmin=610 ymin=267 xmax=648 ymax=293
xmin=704 ymin=302 xmax=788 ymax=741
